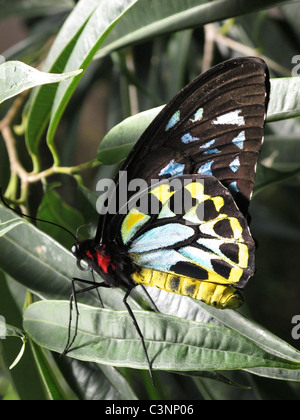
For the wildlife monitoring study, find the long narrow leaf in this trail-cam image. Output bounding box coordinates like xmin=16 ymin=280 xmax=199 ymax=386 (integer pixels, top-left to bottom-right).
xmin=29 ymin=341 xmax=77 ymax=400
xmin=0 ymin=0 xmax=74 ymax=20
xmin=0 ymin=218 xmax=27 ymax=237
xmin=46 ymin=0 xmax=139 ymax=162
xmin=0 ymin=61 xmax=81 ymax=105
xmin=268 ymin=78 xmax=300 ymax=122
xmin=97 ymin=0 xmax=293 ymax=59
xmin=25 ymin=0 xmax=100 ymax=158
xmin=24 ymin=301 xmax=300 ymax=375
xmin=97 ymin=106 xmax=163 ymax=164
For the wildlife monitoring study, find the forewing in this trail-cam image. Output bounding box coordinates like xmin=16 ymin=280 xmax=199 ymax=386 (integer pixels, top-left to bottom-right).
xmin=119 ymin=57 xmax=269 ymax=216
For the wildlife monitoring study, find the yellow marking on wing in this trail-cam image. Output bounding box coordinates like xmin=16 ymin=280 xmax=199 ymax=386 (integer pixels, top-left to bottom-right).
xmin=228 ymin=216 xmax=243 ymax=240
xmin=185 ymin=181 xmax=207 ymax=201
xmin=210 ymin=196 xmax=224 ymax=212
xmin=125 ymin=210 xmax=147 ymax=231
xmin=237 ymin=243 xmax=249 ymax=268
xmin=150 ymin=184 xmax=175 ymax=204
xmin=121 ymin=209 xmax=150 ymax=244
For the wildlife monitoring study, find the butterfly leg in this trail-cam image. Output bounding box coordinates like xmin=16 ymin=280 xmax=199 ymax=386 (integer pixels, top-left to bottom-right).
xmin=62 ymin=278 xmax=110 ymax=356
xmin=91 ymin=269 xmax=105 ymax=308
xmin=140 ymin=285 xmax=160 ymax=313
xmin=123 ymin=287 xmax=154 ymax=386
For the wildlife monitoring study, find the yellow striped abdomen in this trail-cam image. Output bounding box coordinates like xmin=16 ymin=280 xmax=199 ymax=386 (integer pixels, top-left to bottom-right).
xmin=132 ymin=268 xmax=243 ymax=309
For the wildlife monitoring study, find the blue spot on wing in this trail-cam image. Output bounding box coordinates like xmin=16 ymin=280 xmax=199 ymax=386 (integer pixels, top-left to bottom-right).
xmin=159 ymin=159 xmax=185 ymax=176
xmin=203 ymin=148 xmax=220 ymax=156
xmin=228 ymin=181 xmax=239 ymax=196
xmin=190 ymin=108 xmax=204 ymax=123
xmin=200 ymin=139 xmax=216 ymax=149
xmin=198 ymin=161 xmax=213 ymax=176
xmin=181 ymin=133 xmax=200 ymax=144
xmin=165 ymin=110 xmax=180 ymax=131
xmin=232 ymin=131 xmax=245 ymax=150
xmin=229 ymin=157 xmax=240 ymax=173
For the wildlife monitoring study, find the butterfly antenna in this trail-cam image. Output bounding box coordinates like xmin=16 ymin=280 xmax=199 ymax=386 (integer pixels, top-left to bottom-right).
xmin=0 ymin=188 xmax=77 ymax=242
xmin=76 ymin=223 xmax=93 ymax=239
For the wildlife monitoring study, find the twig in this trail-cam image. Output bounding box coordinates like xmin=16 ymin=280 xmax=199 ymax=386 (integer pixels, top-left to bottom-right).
xmin=0 ymin=91 xmax=28 ymax=131
xmin=202 ymin=25 xmax=215 ymax=73
xmin=26 ymin=159 xmax=99 ymax=184
xmin=0 ymin=90 xmax=99 ymax=206
xmin=1 ymin=125 xmax=28 ymax=183
xmin=201 ymin=22 xmax=291 ymax=77
xmin=0 ymin=91 xmax=30 ymax=201
xmin=214 ymin=31 xmax=291 ymax=77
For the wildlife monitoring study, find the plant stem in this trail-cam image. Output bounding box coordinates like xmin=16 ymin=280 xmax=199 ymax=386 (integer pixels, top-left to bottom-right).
xmin=0 ymin=90 xmax=100 ymax=204
xmin=26 ymin=159 xmax=99 ymax=184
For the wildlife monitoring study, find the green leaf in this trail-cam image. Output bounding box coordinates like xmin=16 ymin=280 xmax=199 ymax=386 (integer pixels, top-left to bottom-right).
xmin=0 ymin=206 xmax=89 ymax=303
xmin=97 ymin=106 xmax=163 ymax=164
xmin=24 ymin=301 xmax=300 ymax=375
xmin=0 ymin=61 xmax=82 ymax=104
xmin=37 ymin=188 xmax=85 ymax=249
xmin=25 ymin=0 xmax=101 ymax=160
xmin=140 ymin=287 xmax=300 ymax=383
xmin=268 ymin=78 xmax=300 ymax=122
xmin=0 ymin=218 xmax=27 ymax=237
xmin=29 ymin=341 xmax=78 ymax=400
xmin=46 ymin=0 xmax=139 ymax=164
xmin=200 ymin=304 xmax=300 ymax=365
xmin=254 ymin=163 xmax=300 ymax=196
xmin=97 ymin=0 xmax=290 ymax=59
xmin=57 ymin=358 xmax=138 ymax=400
xmin=0 ymin=0 xmax=74 ymax=19
xmin=0 ymin=272 xmax=47 ymax=400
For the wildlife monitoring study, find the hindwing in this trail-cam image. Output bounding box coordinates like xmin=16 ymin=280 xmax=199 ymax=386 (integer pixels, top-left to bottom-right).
xmin=120 ymin=176 xmax=255 ymax=288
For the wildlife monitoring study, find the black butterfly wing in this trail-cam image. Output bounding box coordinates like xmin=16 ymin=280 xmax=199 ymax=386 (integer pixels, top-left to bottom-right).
xmin=122 ymin=57 xmax=268 ymax=207
xmin=98 ymin=57 xmax=269 ymax=243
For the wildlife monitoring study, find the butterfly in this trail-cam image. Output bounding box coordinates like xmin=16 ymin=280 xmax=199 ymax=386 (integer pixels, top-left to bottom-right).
xmin=67 ymin=57 xmax=270 ymax=382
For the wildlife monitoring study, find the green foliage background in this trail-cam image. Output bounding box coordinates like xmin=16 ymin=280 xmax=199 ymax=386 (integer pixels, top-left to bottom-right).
xmin=1 ymin=0 xmax=300 ymax=400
